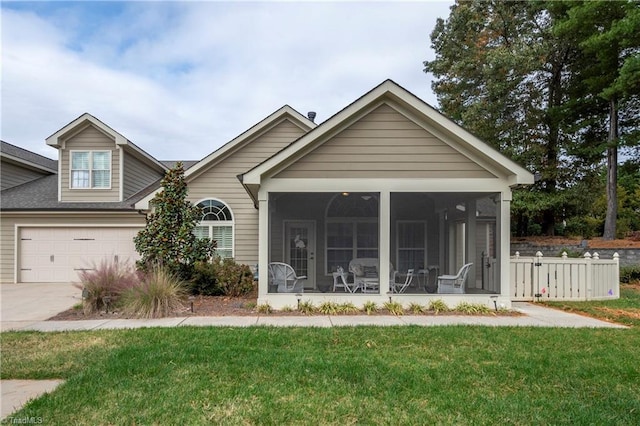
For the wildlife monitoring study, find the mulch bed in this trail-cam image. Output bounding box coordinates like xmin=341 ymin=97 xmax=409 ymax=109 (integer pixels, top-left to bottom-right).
xmin=48 ymin=295 xmax=259 ymax=320
xmin=47 ymin=295 xmax=521 ymax=321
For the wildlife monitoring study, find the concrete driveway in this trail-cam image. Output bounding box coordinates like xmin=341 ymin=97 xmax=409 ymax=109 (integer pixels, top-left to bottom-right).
xmin=1 ymin=283 xmax=80 ymax=331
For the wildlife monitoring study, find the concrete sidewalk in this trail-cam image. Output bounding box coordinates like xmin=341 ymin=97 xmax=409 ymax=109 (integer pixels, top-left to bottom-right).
xmin=0 ymin=283 xmax=627 ymax=331
xmin=1 ymin=380 xmax=63 ymax=421
xmin=1 ymin=302 xmax=628 ymax=331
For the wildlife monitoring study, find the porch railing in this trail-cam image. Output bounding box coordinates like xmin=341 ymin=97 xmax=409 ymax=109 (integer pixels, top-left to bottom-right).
xmin=510 ymin=251 xmax=620 ymax=302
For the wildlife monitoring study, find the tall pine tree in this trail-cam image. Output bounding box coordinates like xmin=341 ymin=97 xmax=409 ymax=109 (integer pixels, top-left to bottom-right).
xmin=554 ymin=0 xmax=640 ymax=239
xmin=425 ymin=0 xmax=578 ymax=235
xmin=425 ymin=0 xmax=639 ymax=237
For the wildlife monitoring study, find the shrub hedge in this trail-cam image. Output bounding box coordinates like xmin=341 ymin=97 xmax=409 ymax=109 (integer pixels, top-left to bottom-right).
xmin=620 ymin=265 xmax=640 ymax=284
xmin=190 ymin=258 xmax=255 ymax=297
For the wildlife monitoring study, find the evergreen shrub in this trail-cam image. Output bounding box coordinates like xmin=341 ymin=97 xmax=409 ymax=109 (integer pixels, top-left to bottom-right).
xmin=620 ymin=266 xmax=640 ymax=284
xmin=190 ymin=258 xmax=255 ymax=297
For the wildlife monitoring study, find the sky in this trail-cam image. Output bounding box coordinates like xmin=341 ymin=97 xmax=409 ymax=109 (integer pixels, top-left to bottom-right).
xmin=1 ymin=0 xmax=454 ymax=161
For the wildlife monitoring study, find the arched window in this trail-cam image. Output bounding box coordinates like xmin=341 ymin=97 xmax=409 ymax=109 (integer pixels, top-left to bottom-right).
xmin=194 ymin=199 xmax=234 ymax=258
xmin=327 ymin=193 xmax=378 ymax=218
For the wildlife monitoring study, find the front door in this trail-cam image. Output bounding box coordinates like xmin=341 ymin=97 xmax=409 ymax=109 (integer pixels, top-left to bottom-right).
xmin=284 ymin=221 xmax=316 ymax=290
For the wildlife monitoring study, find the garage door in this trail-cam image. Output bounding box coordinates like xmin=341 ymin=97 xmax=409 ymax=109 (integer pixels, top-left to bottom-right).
xmin=19 ymin=227 xmax=142 ymax=282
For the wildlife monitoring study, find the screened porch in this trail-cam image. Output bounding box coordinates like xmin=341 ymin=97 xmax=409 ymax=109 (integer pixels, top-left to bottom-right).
xmin=266 ymin=191 xmax=501 ymax=296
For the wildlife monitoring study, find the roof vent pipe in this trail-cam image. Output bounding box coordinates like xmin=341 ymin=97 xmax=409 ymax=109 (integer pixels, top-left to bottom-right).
xmin=307 ymin=111 xmax=316 ymax=122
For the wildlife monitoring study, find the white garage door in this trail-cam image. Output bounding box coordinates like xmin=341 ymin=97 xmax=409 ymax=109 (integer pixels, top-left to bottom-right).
xmin=19 ymin=227 xmax=142 ymax=283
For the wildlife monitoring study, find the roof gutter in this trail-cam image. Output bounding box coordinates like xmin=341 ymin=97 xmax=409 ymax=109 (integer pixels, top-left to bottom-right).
xmin=0 ymin=208 xmax=139 ymax=212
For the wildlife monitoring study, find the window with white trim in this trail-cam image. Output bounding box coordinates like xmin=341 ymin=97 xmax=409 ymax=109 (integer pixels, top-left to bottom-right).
xmin=70 ymin=151 xmax=111 ymax=189
xmin=325 ymin=193 xmax=378 ymax=273
xmin=194 ymin=199 xmax=234 ymax=259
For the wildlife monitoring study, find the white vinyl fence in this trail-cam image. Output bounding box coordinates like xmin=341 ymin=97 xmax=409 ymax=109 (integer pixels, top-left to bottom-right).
xmin=510 ymin=251 xmax=620 ymax=302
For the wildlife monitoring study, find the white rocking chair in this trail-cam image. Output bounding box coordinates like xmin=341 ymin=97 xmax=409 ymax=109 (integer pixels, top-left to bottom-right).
xmin=437 ymin=263 xmax=473 ymax=294
xmin=268 ymin=262 xmax=306 ymax=293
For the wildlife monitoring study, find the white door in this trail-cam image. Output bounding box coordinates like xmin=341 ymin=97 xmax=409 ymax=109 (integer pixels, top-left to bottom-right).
xmin=284 ymin=221 xmax=316 ymax=290
xmin=19 ymin=227 xmax=141 ymax=282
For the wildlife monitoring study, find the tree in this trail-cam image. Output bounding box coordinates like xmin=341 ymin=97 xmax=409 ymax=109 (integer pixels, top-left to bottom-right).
xmin=424 ymin=0 xmax=640 ymax=238
xmin=134 ymin=162 xmax=215 ymax=277
xmin=553 ymin=0 xmax=640 ymax=239
xmin=424 ymin=0 xmax=579 ymax=235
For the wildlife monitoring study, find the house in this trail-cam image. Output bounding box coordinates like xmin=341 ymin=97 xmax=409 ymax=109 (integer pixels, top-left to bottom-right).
xmin=1 ymin=80 xmax=534 ymax=308
xmin=0 ymin=115 xmax=167 ymax=282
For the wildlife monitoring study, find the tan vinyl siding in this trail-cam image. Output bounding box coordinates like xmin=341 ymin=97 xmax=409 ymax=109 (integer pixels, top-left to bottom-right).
xmin=0 ymin=212 xmax=145 ymax=283
xmin=187 ymin=119 xmax=306 ymax=265
xmin=0 ymin=216 xmax=16 ymax=283
xmin=60 ymin=125 xmax=120 ymax=202
xmin=1 ymin=161 xmax=50 ymax=190
xmin=123 ymin=152 xmax=164 ymax=199
xmin=275 ymin=104 xmax=497 ymax=179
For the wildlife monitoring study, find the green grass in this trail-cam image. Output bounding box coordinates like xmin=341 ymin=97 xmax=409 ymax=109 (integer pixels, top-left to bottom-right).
xmin=2 ymin=326 xmax=640 ymax=425
xmin=543 ymin=285 xmax=640 ymax=327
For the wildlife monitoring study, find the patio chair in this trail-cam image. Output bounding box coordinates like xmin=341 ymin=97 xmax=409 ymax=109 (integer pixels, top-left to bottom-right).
xmin=332 ymin=267 xmax=358 ymax=293
xmin=268 ymin=262 xmax=306 ymax=293
xmin=437 ymin=263 xmax=473 ymax=294
xmin=390 ymin=269 xmax=415 ymax=294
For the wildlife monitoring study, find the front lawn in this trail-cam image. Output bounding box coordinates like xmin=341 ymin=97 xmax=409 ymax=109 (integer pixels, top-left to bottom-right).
xmin=543 ymin=284 xmax=640 ymax=327
xmin=2 ymin=326 xmax=639 ymax=425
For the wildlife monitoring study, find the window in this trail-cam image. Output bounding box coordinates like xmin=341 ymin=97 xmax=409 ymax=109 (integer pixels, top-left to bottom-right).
xmin=326 ymin=221 xmax=378 ymax=272
xmin=396 ymin=221 xmax=426 ymax=271
xmin=70 ymin=151 xmax=111 ymax=189
xmin=325 ymin=193 xmax=378 ymax=273
xmin=194 ymin=199 xmax=234 ymax=259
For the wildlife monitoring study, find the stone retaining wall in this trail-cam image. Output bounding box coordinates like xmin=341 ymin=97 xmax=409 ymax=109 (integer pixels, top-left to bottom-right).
xmin=511 ymin=242 xmax=640 ymax=267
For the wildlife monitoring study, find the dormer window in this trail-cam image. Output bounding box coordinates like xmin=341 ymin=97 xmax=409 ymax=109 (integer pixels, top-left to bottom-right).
xmin=71 ymin=151 xmax=111 ymax=189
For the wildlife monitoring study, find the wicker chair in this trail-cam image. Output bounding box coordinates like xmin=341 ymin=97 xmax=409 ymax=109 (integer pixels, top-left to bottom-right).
xmin=268 ymin=262 xmax=306 ymax=293
xmin=437 ymin=263 xmax=472 ymax=294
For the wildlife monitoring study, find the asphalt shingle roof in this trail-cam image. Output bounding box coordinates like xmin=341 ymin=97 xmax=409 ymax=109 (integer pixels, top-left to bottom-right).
xmin=160 ymin=160 xmax=199 ymax=170
xmin=0 ymin=140 xmax=201 ymax=210
xmin=0 ymin=175 xmax=149 ymax=210
xmin=1 ymin=140 xmax=57 ymax=171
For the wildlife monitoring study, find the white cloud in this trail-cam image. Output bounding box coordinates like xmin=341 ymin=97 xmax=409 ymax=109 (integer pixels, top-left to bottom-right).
xmin=1 ymin=1 xmax=453 ymax=161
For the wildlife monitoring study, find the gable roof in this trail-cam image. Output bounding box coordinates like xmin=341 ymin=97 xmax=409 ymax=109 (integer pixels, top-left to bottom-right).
xmin=184 ymin=105 xmax=316 ymax=179
xmin=1 ymin=140 xmax=57 ymax=173
xmin=160 ymin=160 xmax=199 ymax=170
xmin=240 ymin=79 xmax=534 ymax=189
xmin=134 ymin=105 xmax=316 ymax=209
xmin=46 ymin=113 xmax=167 ymax=173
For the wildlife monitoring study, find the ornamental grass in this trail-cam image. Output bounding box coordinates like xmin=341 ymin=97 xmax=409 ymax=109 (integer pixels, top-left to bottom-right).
xmin=120 ymin=265 xmax=187 ymax=319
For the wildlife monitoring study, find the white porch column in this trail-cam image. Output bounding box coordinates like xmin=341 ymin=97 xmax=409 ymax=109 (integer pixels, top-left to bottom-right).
xmin=257 ymin=191 xmax=270 ymax=300
xmin=448 ymin=219 xmax=456 ymax=274
xmin=498 ymin=191 xmax=512 ymax=297
xmin=465 ymin=199 xmax=477 ymax=288
xmin=379 ymin=190 xmax=391 ymax=295
xmin=438 ymin=210 xmax=446 ymax=271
